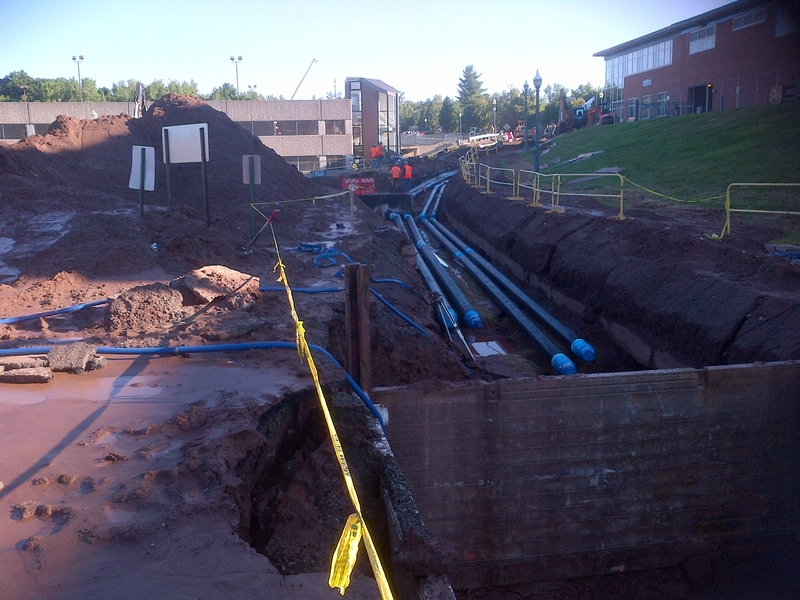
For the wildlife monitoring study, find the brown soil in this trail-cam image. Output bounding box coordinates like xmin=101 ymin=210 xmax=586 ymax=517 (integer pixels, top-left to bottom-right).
xmin=1 ymin=96 xmax=797 ymax=600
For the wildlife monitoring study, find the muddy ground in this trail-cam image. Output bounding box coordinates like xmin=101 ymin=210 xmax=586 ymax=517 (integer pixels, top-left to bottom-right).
xmin=0 ymin=96 xmax=798 ymax=599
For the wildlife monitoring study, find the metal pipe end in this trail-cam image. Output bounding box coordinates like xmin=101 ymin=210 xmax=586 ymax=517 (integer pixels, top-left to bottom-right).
xmin=551 ymin=353 xmax=577 ymax=375
xmin=571 ymin=339 xmax=597 ymax=362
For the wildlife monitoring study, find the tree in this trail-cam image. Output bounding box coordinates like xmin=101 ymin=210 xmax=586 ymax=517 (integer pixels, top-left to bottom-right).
xmin=208 ymin=83 xmax=238 ymax=101
xmin=457 ymin=65 xmax=488 ymax=132
xmin=439 ymin=97 xmax=460 ymax=133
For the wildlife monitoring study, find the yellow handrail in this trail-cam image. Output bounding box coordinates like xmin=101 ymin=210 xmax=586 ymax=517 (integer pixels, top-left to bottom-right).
xmin=716 ymin=182 xmax=800 ymax=240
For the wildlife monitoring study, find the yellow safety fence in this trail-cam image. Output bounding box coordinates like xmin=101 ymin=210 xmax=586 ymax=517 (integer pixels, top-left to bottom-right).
xmin=714 ymin=182 xmax=800 ymax=240
xmin=268 ymin=220 xmax=394 ymax=600
xmin=461 ymin=160 xmax=798 ymax=231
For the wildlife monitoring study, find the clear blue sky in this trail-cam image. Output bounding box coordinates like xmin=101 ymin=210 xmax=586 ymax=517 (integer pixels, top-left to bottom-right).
xmin=1 ymin=0 xmax=732 ymax=101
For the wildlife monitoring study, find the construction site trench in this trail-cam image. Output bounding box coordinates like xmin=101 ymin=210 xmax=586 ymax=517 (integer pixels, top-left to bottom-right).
xmin=0 ymin=95 xmax=798 ymax=599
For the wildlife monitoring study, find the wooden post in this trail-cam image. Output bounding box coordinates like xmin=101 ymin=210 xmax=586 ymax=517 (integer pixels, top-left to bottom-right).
xmin=344 ymin=263 xmax=372 ymax=393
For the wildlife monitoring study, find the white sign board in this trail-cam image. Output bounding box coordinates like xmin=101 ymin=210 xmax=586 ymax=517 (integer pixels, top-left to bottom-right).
xmin=161 ymin=123 xmax=209 ymax=164
xmin=128 ymin=145 xmax=155 ymax=191
xmin=242 ymin=155 xmax=262 ymax=185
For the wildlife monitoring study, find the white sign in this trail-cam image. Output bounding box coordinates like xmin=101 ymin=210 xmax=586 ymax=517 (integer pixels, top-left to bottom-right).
xmin=242 ymin=155 xmax=262 ymax=184
xmin=128 ymin=145 xmax=155 ymax=191
xmin=161 ymin=123 xmax=209 ymax=164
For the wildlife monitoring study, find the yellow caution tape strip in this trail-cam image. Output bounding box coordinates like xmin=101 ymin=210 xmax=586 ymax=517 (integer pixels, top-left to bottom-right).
xmin=269 ymin=221 xmax=394 ymax=600
xmin=623 ymin=177 xmax=725 ymax=204
xmin=251 ymin=190 xmax=350 ymax=219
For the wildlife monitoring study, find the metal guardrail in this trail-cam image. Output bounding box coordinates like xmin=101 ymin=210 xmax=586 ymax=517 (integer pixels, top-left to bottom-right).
xmin=716 ymin=182 xmax=800 ymax=240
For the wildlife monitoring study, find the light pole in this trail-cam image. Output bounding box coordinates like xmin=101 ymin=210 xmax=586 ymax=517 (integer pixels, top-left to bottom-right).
xmin=523 ymin=81 xmax=529 ymax=149
xmin=534 ymin=70 xmax=542 ymax=173
xmin=424 ymin=117 xmax=428 ymax=134
xmin=20 ymin=85 xmax=29 ymax=102
xmin=459 ymin=112 xmax=462 ymax=136
xmin=492 ymin=98 xmax=497 ymax=132
xmin=248 ymin=84 xmax=257 ymax=99
xmin=72 ymin=55 xmax=84 ymax=102
xmin=230 ymin=55 xmax=242 ymax=98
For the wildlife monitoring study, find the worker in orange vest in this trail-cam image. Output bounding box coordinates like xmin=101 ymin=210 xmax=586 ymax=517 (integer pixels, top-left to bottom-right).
xmin=403 ymin=161 xmax=413 ymax=191
xmin=376 ymin=143 xmax=385 ymax=168
xmin=390 ymin=163 xmax=402 ymax=191
xmin=370 ymin=145 xmax=379 ymax=168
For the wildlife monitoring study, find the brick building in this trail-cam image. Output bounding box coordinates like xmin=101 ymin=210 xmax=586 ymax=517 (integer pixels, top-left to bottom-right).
xmin=594 ymin=0 xmax=799 ymax=122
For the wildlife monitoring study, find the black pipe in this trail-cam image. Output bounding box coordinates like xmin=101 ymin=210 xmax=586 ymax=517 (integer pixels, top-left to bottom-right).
xmin=421 ymin=219 xmax=576 ymax=375
xmin=427 ymin=217 xmax=595 ymax=362
xmin=389 ymin=212 xmax=457 ymax=328
xmin=403 ymin=214 xmax=482 ymax=329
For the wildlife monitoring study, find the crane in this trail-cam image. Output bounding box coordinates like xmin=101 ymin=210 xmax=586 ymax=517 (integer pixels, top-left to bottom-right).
xmin=290 ymin=58 xmax=317 ymax=100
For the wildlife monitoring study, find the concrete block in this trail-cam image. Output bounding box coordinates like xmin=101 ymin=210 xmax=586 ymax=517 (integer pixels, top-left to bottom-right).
xmin=0 ymin=367 xmax=54 ymax=383
xmin=47 ymin=342 xmax=96 ymax=373
xmin=0 ymin=357 xmax=48 ymax=370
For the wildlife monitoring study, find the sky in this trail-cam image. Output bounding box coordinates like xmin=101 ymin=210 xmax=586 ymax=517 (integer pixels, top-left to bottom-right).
xmin=1 ymin=0 xmax=734 ymax=102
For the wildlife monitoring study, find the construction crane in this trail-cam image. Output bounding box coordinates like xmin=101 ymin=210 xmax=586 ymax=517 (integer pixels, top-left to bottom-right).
xmin=290 ymin=58 xmax=317 ymax=100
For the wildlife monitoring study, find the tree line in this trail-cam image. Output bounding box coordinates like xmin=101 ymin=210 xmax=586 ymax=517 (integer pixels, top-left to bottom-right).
xmin=0 ymin=71 xmax=277 ymax=103
xmin=2 ymin=66 xmax=600 ymax=135
xmin=401 ymin=65 xmax=600 ymax=135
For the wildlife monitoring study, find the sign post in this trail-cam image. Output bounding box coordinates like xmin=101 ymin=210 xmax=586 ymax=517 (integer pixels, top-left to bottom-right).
xmin=128 ymin=145 xmax=155 ymax=217
xmin=242 ymin=154 xmax=262 ymax=242
xmin=161 ymin=123 xmax=210 ymax=221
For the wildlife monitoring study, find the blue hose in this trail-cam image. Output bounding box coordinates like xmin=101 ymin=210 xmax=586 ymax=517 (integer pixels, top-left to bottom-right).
xmin=0 ymin=299 xmax=108 ymax=325
xmin=0 ymin=342 xmax=386 ymax=432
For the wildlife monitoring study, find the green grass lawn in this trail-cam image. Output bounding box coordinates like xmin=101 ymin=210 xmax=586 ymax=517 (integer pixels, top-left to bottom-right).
xmin=498 ymin=101 xmax=800 ymax=242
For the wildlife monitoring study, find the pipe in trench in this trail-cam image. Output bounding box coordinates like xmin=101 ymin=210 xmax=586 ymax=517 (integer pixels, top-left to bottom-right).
xmin=402 ymin=214 xmax=482 ymax=329
xmin=420 ymin=183 xmax=445 ymax=220
xmin=389 ymin=212 xmax=457 ymax=329
xmin=421 ymin=218 xmax=576 ymax=375
xmin=0 ymin=342 xmax=387 ymax=432
xmin=427 ymin=216 xmax=595 ymax=362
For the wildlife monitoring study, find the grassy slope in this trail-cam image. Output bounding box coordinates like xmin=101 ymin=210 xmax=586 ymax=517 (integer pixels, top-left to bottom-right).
xmin=512 ymin=101 xmax=800 ymax=200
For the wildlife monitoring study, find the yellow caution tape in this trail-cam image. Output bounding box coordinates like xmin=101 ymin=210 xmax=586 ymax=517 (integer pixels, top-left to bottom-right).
xmin=251 ymin=190 xmax=350 ymax=218
xmin=623 ymin=177 xmax=725 ymax=204
xmin=269 ymin=222 xmax=395 ymax=600
xmin=329 ymin=513 xmax=363 ymax=594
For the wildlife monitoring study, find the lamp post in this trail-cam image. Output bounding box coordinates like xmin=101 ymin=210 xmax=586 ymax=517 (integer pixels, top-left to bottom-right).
xmin=424 ymin=117 xmax=427 ymax=134
xmin=248 ymin=84 xmax=257 ymax=99
xmin=230 ymin=55 xmax=242 ymax=98
xmin=20 ymin=85 xmax=29 ymax=103
xmin=72 ymin=55 xmax=84 ymax=102
xmin=533 ymin=70 xmax=542 ymax=173
xmin=459 ymin=112 xmax=462 ymax=136
xmin=523 ymin=81 xmax=529 ymax=149
xmin=492 ymin=98 xmax=497 ymax=133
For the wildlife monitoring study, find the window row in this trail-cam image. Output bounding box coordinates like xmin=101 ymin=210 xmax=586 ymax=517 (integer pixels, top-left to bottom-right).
xmin=235 ymin=120 xmax=347 ymax=137
xmin=605 ymin=40 xmax=673 ymax=87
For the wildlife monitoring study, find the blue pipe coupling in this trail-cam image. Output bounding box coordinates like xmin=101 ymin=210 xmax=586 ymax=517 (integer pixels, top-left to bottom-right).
xmin=551 ymin=353 xmax=577 ymax=375
xmin=463 ymin=309 xmax=483 ymax=329
xmin=570 ymin=339 xmax=597 ymax=362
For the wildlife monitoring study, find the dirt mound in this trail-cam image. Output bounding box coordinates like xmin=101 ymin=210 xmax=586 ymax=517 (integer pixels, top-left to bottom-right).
xmin=0 ymin=95 xmax=342 ymax=281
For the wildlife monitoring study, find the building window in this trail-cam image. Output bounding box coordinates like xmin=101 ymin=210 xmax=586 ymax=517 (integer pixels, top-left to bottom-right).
xmin=325 ymin=120 xmax=345 ymax=134
xmin=642 ymin=95 xmax=652 ymax=119
xmin=605 ymin=40 xmax=672 ymax=87
xmin=689 ymin=25 xmax=716 ymax=54
xmin=628 ymin=98 xmax=638 ymax=121
xmin=733 ymin=8 xmax=765 ymax=31
xmin=657 ymin=92 xmax=669 ymax=117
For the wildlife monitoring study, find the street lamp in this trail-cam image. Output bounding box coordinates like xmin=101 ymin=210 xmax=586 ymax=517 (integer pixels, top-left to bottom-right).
xmin=459 ymin=112 xmax=462 ymax=136
xmin=492 ymin=98 xmax=497 ymax=133
xmin=523 ymin=81 xmax=529 ymax=149
xmin=230 ymin=55 xmax=242 ymax=98
xmin=424 ymin=117 xmax=427 ymax=134
xmin=248 ymin=84 xmax=257 ymax=99
xmin=533 ymin=70 xmax=542 ymax=173
xmin=20 ymin=85 xmax=29 ymax=103
xmin=72 ymin=55 xmax=84 ymax=102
